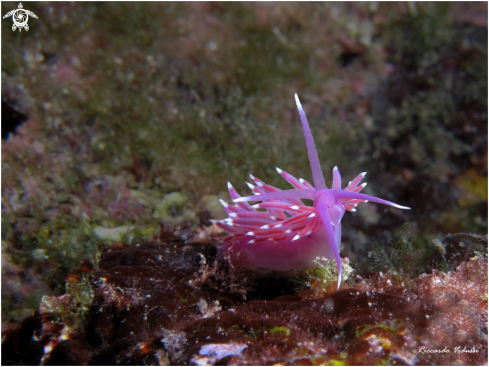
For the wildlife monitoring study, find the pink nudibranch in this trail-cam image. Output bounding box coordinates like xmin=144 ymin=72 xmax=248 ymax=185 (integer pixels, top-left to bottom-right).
xmin=215 ymin=94 xmax=410 ymax=288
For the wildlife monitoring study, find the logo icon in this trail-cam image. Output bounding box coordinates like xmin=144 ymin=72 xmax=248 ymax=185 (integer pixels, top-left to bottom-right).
xmin=3 ymin=3 xmax=38 ymax=32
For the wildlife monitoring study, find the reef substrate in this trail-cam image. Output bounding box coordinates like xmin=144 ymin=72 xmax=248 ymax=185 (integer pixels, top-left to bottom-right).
xmin=2 ymin=228 xmax=487 ymax=366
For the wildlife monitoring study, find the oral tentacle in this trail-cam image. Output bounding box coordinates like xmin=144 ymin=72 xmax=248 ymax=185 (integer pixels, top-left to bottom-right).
xmin=317 ymin=195 xmax=342 ymax=289
xmin=331 ymin=189 xmax=411 ymax=210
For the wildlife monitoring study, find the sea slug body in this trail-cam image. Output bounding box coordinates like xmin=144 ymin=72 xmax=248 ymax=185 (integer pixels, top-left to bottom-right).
xmin=215 ymin=94 xmax=410 ymax=288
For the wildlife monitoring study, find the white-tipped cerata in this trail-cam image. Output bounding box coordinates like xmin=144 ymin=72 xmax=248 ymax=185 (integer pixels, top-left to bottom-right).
xmin=276 ymin=167 xmax=283 ymax=174
xmin=219 ymin=199 xmax=229 ymax=208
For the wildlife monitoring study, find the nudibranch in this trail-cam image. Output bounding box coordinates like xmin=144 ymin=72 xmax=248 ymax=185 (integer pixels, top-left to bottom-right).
xmin=215 ymin=94 xmax=410 ymax=288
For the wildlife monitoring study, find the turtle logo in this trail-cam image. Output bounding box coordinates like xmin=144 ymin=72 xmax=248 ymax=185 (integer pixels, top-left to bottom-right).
xmin=3 ymin=3 xmax=38 ymax=32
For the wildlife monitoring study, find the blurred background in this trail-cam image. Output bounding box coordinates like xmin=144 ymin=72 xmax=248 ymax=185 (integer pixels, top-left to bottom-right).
xmin=2 ymin=2 xmax=487 ymax=326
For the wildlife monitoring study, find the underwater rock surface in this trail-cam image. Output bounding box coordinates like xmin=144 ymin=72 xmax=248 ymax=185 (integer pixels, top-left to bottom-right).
xmin=2 ymin=228 xmax=487 ymax=366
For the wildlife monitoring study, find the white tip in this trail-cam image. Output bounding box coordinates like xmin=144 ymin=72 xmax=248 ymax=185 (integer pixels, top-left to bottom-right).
xmin=251 ymin=204 xmax=260 ymax=208
xmin=274 ymin=223 xmax=283 ymax=228
xmin=285 ymin=229 xmax=291 ymax=233
xmin=276 ymin=167 xmax=283 ymax=174
xmin=308 ymin=213 xmax=316 ymax=218
xmin=224 ymin=219 xmax=234 ymax=226
xmin=361 ymin=172 xmax=367 ymax=177
xmin=348 ymin=181 xmax=352 ymax=186
xmin=227 ymin=182 xmax=233 ymax=189
xmin=245 ymin=182 xmax=255 ymax=190
xmin=256 ymin=181 xmax=264 ymax=187
xmin=364 ymin=200 xmax=369 ymax=203
xmin=233 ymin=197 xmax=245 ymax=202
xmin=210 ymin=219 xmax=218 ymax=224
xmin=260 ymin=224 xmax=270 ymax=229
xmin=299 ymin=178 xmax=305 ymax=183
xmin=333 ymin=166 xmax=338 ymax=171
xmin=292 ymin=234 xmax=300 ymax=241
xmin=229 ymin=213 xmax=238 ymax=217
xmin=246 ymin=231 xmax=254 ymax=236
xmin=351 ymin=209 xmax=356 ymax=212
xmin=248 ymin=240 xmax=255 ymax=244
xmin=249 ymin=173 xmax=256 ymax=180
xmin=392 ymin=203 xmax=411 ymax=210
xmin=290 ymin=205 xmax=300 ymax=210
xmin=219 ymin=199 xmax=229 ymax=208
xmin=294 ymin=93 xmax=303 ymax=111
xmin=270 ymin=216 xmax=277 ymax=220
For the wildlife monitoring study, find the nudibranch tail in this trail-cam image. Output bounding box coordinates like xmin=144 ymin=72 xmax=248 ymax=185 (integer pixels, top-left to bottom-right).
xmin=218 ymin=94 xmax=411 ymax=291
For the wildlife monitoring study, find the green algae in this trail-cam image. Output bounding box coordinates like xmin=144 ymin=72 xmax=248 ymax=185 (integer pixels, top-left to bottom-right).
xmin=269 ymin=325 xmax=291 ymax=336
xmin=355 ymin=323 xmax=399 ymax=338
xmin=40 ymin=274 xmax=94 ymax=331
xmin=35 ymin=219 xmax=100 ymax=271
xmin=366 ymin=223 xmax=428 ymax=278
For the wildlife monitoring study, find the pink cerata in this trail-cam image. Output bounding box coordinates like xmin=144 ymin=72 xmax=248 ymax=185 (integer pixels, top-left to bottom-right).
xmin=215 ymin=94 xmax=410 ymax=288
